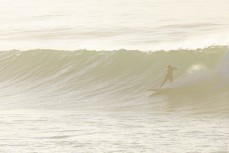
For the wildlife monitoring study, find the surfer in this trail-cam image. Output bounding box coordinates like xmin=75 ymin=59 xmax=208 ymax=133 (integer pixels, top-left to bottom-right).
xmin=160 ymin=65 xmax=177 ymax=88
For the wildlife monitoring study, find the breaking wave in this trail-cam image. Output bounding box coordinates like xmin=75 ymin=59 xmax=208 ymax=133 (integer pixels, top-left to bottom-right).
xmin=0 ymin=46 xmax=228 ymax=113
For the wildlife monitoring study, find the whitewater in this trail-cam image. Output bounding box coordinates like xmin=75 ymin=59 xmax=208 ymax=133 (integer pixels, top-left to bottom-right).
xmin=1 ymin=0 xmax=229 ymax=152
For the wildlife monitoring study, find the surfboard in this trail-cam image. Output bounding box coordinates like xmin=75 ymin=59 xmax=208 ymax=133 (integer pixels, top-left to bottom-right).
xmin=147 ymin=88 xmax=171 ymax=91
xmin=147 ymin=88 xmax=160 ymax=91
xmin=147 ymin=88 xmax=173 ymax=95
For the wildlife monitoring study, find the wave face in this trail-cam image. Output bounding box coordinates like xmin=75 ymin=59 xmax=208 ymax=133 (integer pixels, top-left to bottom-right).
xmin=0 ymin=46 xmax=228 ymax=113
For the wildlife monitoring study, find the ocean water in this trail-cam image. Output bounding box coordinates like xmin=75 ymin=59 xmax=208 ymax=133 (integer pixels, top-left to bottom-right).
xmin=1 ymin=0 xmax=229 ymax=153
xmin=0 ymin=0 xmax=228 ymax=50
xmin=0 ymin=47 xmax=229 ymax=152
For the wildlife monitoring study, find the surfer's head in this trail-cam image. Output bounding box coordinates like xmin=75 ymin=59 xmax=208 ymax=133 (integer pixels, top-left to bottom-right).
xmin=167 ymin=64 xmax=172 ymax=68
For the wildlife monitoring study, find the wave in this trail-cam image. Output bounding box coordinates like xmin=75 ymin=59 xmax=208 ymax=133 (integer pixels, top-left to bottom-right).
xmin=0 ymin=46 xmax=228 ymax=113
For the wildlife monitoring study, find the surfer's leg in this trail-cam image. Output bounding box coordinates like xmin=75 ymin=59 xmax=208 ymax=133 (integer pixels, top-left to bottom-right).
xmin=169 ymin=75 xmax=173 ymax=83
xmin=160 ymin=76 xmax=168 ymax=88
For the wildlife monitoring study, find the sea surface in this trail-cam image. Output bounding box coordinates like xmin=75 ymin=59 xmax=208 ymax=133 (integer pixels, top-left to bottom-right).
xmin=0 ymin=47 xmax=229 ymax=152
xmin=0 ymin=0 xmax=229 ymax=153
xmin=0 ymin=0 xmax=228 ymax=50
